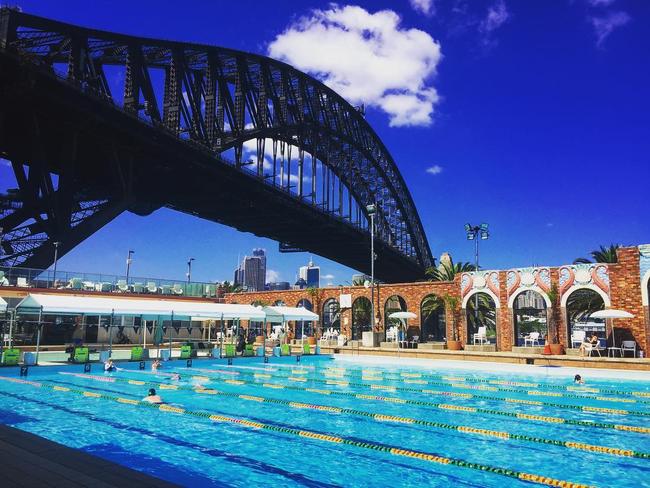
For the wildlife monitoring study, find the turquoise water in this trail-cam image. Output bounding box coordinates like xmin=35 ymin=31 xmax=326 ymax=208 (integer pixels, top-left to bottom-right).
xmin=0 ymin=356 xmax=649 ymax=487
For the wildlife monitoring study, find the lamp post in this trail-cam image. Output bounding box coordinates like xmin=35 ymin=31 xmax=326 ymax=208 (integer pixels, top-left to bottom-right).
xmin=52 ymin=241 xmax=61 ymax=287
xmin=465 ymin=223 xmax=489 ymax=331
xmin=366 ymin=204 xmax=377 ymax=336
xmin=125 ymin=250 xmax=134 ymax=284
xmin=187 ymin=257 xmax=195 ymax=284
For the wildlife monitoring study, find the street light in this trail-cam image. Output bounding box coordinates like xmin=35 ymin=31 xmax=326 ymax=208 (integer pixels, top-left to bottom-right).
xmin=366 ymin=203 xmax=377 ymax=336
xmin=125 ymin=250 xmax=135 ymax=284
xmin=187 ymin=257 xmax=195 ymax=283
xmin=465 ymin=223 xmax=490 ymax=332
xmin=52 ymin=241 xmax=61 ymax=287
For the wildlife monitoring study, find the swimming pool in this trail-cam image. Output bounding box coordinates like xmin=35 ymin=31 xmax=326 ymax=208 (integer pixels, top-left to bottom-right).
xmin=0 ymin=355 xmax=649 ymax=487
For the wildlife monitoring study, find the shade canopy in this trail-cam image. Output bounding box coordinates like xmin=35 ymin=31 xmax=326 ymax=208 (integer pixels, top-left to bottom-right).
xmin=389 ymin=311 xmax=417 ymax=320
xmin=15 ymin=294 xmax=265 ymax=321
xmin=262 ymin=306 xmax=319 ymax=323
xmin=589 ymin=310 xmax=635 ymax=320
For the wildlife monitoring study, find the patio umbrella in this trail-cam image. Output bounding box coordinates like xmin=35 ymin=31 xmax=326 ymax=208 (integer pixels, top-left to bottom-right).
xmin=389 ymin=311 xmax=417 ymax=340
xmin=589 ymin=309 xmax=634 ymax=348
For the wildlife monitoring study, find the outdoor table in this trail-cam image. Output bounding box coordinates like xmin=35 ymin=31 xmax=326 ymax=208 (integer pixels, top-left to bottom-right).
xmin=608 ymin=347 xmax=623 ymax=357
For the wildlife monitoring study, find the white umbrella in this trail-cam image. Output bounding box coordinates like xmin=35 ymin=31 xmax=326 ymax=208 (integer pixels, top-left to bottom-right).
xmin=389 ymin=311 xmax=416 ymax=343
xmin=589 ymin=309 xmax=635 ymax=348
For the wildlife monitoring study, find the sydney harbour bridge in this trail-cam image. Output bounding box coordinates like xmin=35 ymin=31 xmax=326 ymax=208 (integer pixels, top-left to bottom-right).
xmin=0 ymin=9 xmax=434 ymax=282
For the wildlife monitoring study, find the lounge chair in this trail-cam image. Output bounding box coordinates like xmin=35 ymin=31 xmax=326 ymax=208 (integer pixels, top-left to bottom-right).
xmin=1 ymin=348 xmax=20 ymax=366
xmin=116 ymin=280 xmax=129 ymax=292
xmin=130 ymin=346 xmax=144 ymax=361
xmin=72 ymin=347 xmax=89 ymax=363
xmin=473 ymin=326 xmax=488 ymax=345
xmin=132 ymin=282 xmax=144 ymax=293
xmin=97 ymin=282 xmax=113 ymax=292
xmin=146 ymin=282 xmax=159 ymax=294
xmin=69 ymin=278 xmax=83 ymax=290
xmin=172 ymin=283 xmax=184 ymax=295
xmin=621 ymin=341 xmax=636 ymax=357
xmin=524 ymin=332 xmax=540 ymax=347
xmin=161 ymin=285 xmax=172 ymax=295
xmin=180 ymin=345 xmax=192 ymax=359
xmin=0 ymin=271 xmax=9 ymax=286
xmin=571 ymin=330 xmax=586 ymax=349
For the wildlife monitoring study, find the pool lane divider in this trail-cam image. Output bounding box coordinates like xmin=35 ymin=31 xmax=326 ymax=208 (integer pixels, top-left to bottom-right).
xmin=320 ymin=367 xmax=650 ymax=400
xmin=0 ymin=376 xmax=596 ymax=488
xmin=109 ymin=370 xmax=650 ymax=436
xmin=59 ymin=372 xmax=650 ymax=460
xmin=184 ymin=367 xmax=650 ymax=418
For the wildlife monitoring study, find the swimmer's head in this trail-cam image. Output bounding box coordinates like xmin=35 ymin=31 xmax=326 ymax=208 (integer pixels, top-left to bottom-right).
xmin=148 ymin=388 xmax=156 ymax=396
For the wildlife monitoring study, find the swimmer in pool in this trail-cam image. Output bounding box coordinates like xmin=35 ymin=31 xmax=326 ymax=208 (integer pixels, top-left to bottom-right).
xmin=152 ymin=359 xmax=161 ymax=371
xmin=143 ymin=388 xmax=164 ymax=404
xmin=171 ymin=373 xmax=181 ymax=381
xmin=104 ymin=359 xmax=116 ymax=372
xmin=574 ymin=374 xmax=585 ymax=384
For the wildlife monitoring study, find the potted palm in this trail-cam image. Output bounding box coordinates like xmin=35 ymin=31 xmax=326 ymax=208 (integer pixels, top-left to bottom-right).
xmin=444 ymin=294 xmax=463 ymax=350
xmin=544 ymin=284 xmax=565 ymax=355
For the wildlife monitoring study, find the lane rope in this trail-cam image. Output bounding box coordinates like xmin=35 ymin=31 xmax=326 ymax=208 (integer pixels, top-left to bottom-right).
xmin=0 ymin=375 xmax=595 ymax=488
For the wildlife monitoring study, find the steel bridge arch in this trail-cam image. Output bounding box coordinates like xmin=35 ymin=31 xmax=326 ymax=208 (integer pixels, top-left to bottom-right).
xmin=0 ymin=8 xmax=434 ymax=279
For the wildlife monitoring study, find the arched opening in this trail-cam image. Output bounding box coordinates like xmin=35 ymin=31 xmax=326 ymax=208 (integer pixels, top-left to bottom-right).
xmin=384 ymin=295 xmax=407 ymax=340
xmin=352 ymin=297 xmax=372 ymax=340
xmin=295 ymin=298 xmax=313 ymax=339
xmin=566 ymin=288 xmax=605 ymax=348
xmin=322 ymin=298 xmax=340 ymax=334
xmin=420 ymin=294 xmax=445 ymax=342
xmin=513 ymin=290 xmax=547 ymax=347
xmin=465 ymin=292 xmax=496 ymax=345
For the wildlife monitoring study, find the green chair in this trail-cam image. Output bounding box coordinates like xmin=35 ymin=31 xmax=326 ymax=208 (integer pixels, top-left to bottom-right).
xmin=281 ymin=344 xmax=291 ymax=356
xmin=70 ymin=278 xmax=83 ymax=290
xmin=224 ymin=344 xmax=236 ymax=358
xmin=303 ymin=343 xmax=311 ymax=355
xmin=1 ymin=348 xmax=20 ymax=366
xmin=243 ymin=344 xmax=254 ymax=357
xmin=130 ymin=346 xmax=144 ymax=361
xmin=180 ymin=345 xmax=192 ymax=359
xmin=72 ymin=347 xmax=89 ymax=363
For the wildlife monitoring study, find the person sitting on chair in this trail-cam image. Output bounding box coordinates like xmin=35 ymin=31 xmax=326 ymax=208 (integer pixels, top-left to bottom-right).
xmin=579 ymin=333 xmax=599 ymax=357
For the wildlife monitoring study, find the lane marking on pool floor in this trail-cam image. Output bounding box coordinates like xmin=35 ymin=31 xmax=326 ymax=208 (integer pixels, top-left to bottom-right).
xmin=0 ymin=376 xmax=596 ymax=488
xmin=58 ymin=372 xmax=650 ymax=461
xmin=180 ymin=367 xmax=650 ymax=418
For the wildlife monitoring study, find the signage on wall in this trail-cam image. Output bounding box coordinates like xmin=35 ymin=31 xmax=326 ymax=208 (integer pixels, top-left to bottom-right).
xmin=339 ymin=294 xmax=352 ymax=308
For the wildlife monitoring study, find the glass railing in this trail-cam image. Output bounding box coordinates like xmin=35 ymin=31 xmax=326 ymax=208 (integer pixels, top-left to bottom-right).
xmin=0 ymin=266 xmax=221 ymax=299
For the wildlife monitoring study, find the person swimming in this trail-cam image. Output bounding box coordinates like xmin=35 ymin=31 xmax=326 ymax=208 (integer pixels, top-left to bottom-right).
xmin=574 ymin=374 xmax=585 ymax=384
xmin=143 ymin=388 xmax=164 ymax=404
xmin=104 ymin=359 xmax=116 ymax=372
xmin=152 ymin=359 xmax=161 ymax=371
xmin=171 ymin=373 xmax=181 ymax=381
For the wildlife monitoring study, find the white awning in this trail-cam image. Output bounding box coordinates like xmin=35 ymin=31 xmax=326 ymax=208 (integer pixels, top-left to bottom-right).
xmin=0 ymin=297 xmax=6 ymax=313
xmin=15 ymin=294 xmax=265 ymax=321
xmin=262 ymin=306 xmax=319 ymax=323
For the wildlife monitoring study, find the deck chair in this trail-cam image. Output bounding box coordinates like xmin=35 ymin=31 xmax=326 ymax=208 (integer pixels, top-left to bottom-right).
xmin=161 ymin=285 xmax=172 ymax=295
xmin=302 ymin=343 xmax=311 ymax=355
xmin=571 ymin=330 xmax=586 ymax=348
xmin=524 ymin=332 xmax=540 ymax=347
xmin=130 ymin=346 xmax=144 ymax=361
xmin=98 ymin=282 xmax=113 ymax=292
xmin=621 ymin=341 xmax=636 ymax=357
xmin=224 ymin=344 xmax=236 ymax=358
xmin=583 ymin=339 xmax=604 ymax=357
xmin=72 ymin=347 xmax=89 ymax=363
xmin=69 ymin=278 xmax=84 ymax=290
xmin=146 ymin=282 xmax=159 ymax=294
xmin=117 ymin=280 xmax=129 ymax=292
xmin=1 ymin=348 xmax=20 ymax=366
xmin=180 ymin=345 xmax=192 ymax=359
xmin=473 ymin=326 xmax=488 ymax=345
xmin=172 ymin=283 xmax=184 ymax=295
xmin=0 ymin=271 xmax=9 ymax=286
xmin=243 ymin=344 xmax=254 ymax=357
xmin=281 ymin=343 xmax=291 ymax=356
xmin=132 ymin=283 xmax=144 ymax=293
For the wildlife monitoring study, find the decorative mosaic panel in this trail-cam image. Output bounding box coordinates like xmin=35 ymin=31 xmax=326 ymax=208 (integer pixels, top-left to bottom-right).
xmin=460 ymin=271 xmax=500 ymax=299
xmin=557 ymin=263 xmax=609 ymax=299
xmin=506 ymin=267 xmax=551 ymax=299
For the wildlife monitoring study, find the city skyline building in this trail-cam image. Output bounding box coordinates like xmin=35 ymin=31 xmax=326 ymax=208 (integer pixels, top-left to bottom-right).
xmin=234 ymin=248 xmax=267 ymax=291
xmin=299 ymin=258 xmax=320 ymax=288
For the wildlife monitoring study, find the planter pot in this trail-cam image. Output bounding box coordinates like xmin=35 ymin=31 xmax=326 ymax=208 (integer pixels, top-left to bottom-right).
xmin=542 ymin=344 xmax=552 ymax=355
xmin=447 ymin=340 xmax=463 ymax=351
xmin=307 ymin=337 xmax=317 ymax=346
xmin=549 ymin=344 xmax=565 ymax=355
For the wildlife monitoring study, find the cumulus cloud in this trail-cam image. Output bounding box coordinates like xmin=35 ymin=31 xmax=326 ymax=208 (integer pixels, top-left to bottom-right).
xmin=425 ymin=164 xmax=443 ymax=175
xmin=478 ymin=0 xmax=510 ymax=47
xmin=268 ymin=5 xmax=442 ymax=127
xmin=266 ymin=269 xmax=281 ymax=283
xmin=589 ymin=10 xmax=630 ymax=46
xmin=410 ymin=0 xmax=435 ymax=16
xmin=321 ymin=273 xmax=335 ymax=280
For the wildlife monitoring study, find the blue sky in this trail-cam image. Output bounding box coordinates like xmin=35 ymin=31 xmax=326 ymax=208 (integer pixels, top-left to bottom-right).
xmin=2 ymin=0 xmax=649 ymax=285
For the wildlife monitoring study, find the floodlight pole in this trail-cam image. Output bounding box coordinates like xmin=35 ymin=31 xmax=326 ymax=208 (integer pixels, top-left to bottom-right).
xmin=187 ymin=258 xmax=195 ymax=284
xmin=126 ymin=250 xmax=134 ymax=285
xmin=465 ymin=223 xmax=489 ymax=334
xmin=367 ymin=204 xmax=376 ymax=338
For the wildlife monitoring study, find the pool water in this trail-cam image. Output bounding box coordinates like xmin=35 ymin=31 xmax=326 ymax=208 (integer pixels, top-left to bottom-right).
xmin=0 ymin=355 xmax=649 ymax=487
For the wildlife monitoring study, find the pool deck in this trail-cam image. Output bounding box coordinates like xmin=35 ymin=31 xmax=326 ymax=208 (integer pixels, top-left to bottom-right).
xmin=0 ymin=424 xmax=179 ymax=487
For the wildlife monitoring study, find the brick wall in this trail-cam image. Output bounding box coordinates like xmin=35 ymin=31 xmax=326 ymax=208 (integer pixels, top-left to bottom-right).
xmin=609 ymin=247 xmax=646 ymax=352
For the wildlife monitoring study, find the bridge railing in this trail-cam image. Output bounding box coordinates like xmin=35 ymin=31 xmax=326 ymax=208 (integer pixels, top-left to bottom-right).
xmin=0 ymin=266 xmax=220 ymax=299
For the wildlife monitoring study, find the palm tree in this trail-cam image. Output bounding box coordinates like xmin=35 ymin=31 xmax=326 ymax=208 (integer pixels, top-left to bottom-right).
xmin=574 ymin=244 xmax=620 ymax=264
xmin=443 ymin=294 xmax=460 ymax=341
xmin=426 ymin=259 xmax=476 ymax=282
xmin=466 ymin=293 xmax=496 ymax=334
xmin=218 ymin=281 xmax=243 ymax=298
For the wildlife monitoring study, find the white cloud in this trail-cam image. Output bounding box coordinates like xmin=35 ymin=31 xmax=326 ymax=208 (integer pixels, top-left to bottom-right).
xmin=321 ymin=273 xmax=335 ymax=280
xmin=266 ymin=269 xmax=281 ymax=283
xmin=425 ymin=164 xmax=443 ymax=175
xmin=268 ymin=5 xmax=442 ymax=127
xmin=589 ymin=10 xmax=630 ymax=47
xmin=586 ymin=0 xmax=616 ymax=6
xmin=479 ymin=0 xmax=510 ymax=37
xmin=410 ymin=0 xmax=435 ymax=16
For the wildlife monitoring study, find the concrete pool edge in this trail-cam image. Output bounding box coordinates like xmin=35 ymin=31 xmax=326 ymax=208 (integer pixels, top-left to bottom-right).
xmin=332 ymin=354 xmax=650 ymax=382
